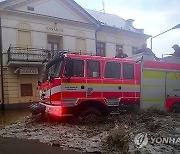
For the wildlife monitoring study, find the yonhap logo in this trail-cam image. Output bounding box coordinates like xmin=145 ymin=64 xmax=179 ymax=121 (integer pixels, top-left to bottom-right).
xmin=134 ymin=132 xmax=148 ymax=148
xmin=134 ymin=133 xmax=180 ymax=148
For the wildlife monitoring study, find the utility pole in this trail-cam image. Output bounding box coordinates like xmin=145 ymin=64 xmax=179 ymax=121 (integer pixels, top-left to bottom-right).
xmin=0 ymin=17 xmax=5 ymax=110
xmin=151 ymin=24 xmax=180 ymax=50
xmin=100 ymin=0 xmax=105 ymax=13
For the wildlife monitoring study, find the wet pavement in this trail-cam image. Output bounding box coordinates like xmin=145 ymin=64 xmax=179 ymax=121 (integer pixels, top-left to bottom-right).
xmin=0 ymin=136 xmax=81 ymax=154
xmin=0 ymin=110 xmax=82 ymax=154
xmin=0 ymin=109 xmax=30 ymax=128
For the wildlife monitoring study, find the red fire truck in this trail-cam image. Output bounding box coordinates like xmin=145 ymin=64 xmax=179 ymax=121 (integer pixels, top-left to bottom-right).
xmin=30 ymin=52 xmax=180 ymax=119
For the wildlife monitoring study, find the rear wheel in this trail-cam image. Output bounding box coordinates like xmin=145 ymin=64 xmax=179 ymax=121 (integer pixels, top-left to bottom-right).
xmin=170 ymin=102 xmax=180 ymax=113
xmin=79 ymin=107 xmax=102 ymax=123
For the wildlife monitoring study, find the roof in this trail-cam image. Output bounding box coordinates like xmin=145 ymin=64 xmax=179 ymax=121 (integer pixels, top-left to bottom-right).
xmin=0 ymin=0 xmax=148 ymax=36
xmin=86 ymin=9 xmax=144 ymax=34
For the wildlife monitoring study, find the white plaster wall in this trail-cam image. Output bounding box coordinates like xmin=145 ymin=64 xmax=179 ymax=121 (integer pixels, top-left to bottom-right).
xmin=85 ymin=31 xmax=95 ymax=39
xmin=63 ymin=36 xmax=76 ymax=51
xmin=86 ymin=39 xmax=96 ymax=54
xmin=106 ymin=36 xmax=114 ymax=43
xmin=2 ymin=28 xmax=16 ymax=52
xmin=17 ymin=0 xmax=86 ymax=23
xmin=106 ymin=43 xmax=116 ymax=58
xmin=123 ymin=45 xmax=132 ymax=57
xmin=32 ymin=32 xmax=47 ymax=48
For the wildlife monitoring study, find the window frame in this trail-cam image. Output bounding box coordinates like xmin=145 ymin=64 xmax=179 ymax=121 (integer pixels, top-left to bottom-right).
xmin=123 ymin=63 xmax=135 ymax=79
xmin=21 ymin=84 xmax=33 ymax=97
xmin=87 ymin=60 xmax=101 ymax=78
xmin=96 ymin=42 xmax=105 ymax=57
xmin=104 ymin=61 xmax=121 ymax=79
xmin=64 ymin=59 xmax=85 ymax=78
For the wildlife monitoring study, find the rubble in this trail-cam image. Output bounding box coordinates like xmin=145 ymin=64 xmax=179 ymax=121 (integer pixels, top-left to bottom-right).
xmin=0 ymin=109 xmax=180 ymax=154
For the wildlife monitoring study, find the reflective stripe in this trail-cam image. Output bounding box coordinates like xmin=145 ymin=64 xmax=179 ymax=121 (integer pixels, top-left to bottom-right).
xmin=141 ymin=69 xmax=166 ymax=110
xmin=61 ymin=83 xmax=140 ymax=92
xmin=143 ymin=70 xmax=166 ymax=79
xmin=142 ymin=98 xmax=165 ymax=103
xmin=168 ymin=72 xmax=180 ymax=80
xmin=46 ymin=85 xmax=61 ymax=98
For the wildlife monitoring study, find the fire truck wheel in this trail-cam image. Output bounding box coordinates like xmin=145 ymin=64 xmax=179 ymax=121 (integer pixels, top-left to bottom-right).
xmin=79 ymin=107 xmax=102 ymax=123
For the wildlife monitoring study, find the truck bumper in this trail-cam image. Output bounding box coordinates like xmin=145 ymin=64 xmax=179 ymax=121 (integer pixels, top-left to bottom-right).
xmin=30 ymin=102 xmax=74 ymax=117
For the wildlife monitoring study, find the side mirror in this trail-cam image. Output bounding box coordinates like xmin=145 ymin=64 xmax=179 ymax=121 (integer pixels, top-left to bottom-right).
xmin=38 ymin=81 xmax=41 ymax=86
xmin=65 ymin=58 xmax=74 ymax=80
xmin=48 ymin=74 xmax=54 ymax=83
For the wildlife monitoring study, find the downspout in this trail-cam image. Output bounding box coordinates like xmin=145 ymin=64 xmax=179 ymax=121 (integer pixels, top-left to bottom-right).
xmin=0 ymin=17 xmax=5 ymax=110
xmin=95 ymin=24 xmax=101 ymax=55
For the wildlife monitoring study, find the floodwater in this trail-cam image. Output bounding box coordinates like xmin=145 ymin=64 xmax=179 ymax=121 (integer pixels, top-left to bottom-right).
xmin=0 ymin=109 xmax=30 ymax=128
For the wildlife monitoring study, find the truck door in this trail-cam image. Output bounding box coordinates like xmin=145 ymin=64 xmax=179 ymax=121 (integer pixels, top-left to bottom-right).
xmin=166 ymin=71 xmax=180 ymax=98
xmin=86 ymin=60 xmax=102 ymax=98
xmin=103 ymin=61 xmax=122 ymax=106
xmin=141 ymin=69 xmax=166 ymax=110
xmin=122 ymin=63 xmax=139 ymax=105
xmin=61 ymin=59 xmax=86 ymax=105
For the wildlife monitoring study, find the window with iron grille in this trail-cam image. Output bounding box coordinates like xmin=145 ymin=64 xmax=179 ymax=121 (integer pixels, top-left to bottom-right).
xmin=96 ymin=42 xmax=105 ymax=57
xmin=21 ymin=84 xmax=33 ymax=96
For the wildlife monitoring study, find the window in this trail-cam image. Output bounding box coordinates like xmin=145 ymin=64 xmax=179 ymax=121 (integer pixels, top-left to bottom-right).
xmin=123 ymin=63 xmax=134 ymax=79
xmin=132 ymin=47 xmax=138 ymax=55
xmin=72 ymin=60 xmax=84 ymax=77
xmin=18 ymin=30 xmax=31 ymax=47
xmin=21 ymin=84 xmax=33 ymax=96
xmin=27 ymin=6 xmax=34 ymax=11
xmin=87 ymin=61 xmax=100 ymax=78
xmin=104 ymin=62 xmax=121 ymax=79
xmin=96 ymin=42 xmax=105 ymax=57
xmin=116 ymin=45 xmax=123 ymax=54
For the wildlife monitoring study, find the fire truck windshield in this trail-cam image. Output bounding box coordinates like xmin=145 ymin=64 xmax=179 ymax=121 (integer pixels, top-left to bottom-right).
xmin=44 ymin=61 xmax=63 ymax=81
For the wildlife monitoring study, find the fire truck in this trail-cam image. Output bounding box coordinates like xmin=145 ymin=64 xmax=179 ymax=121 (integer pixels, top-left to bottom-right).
xmin=30 ymin=51 xmax=180 ymax=119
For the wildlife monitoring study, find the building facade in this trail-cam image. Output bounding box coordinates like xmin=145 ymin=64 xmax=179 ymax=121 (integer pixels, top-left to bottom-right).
xmin=0 ymin=0 xmax=150 ymax=109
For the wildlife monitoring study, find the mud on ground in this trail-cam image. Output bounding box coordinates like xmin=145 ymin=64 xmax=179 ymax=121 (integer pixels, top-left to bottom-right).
xmin=0 ymin=109 xmax=180 ymax=154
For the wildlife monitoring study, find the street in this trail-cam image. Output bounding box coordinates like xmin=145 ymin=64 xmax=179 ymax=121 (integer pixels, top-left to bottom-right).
xmin=0 ymin=136 xmax=81 ymax=154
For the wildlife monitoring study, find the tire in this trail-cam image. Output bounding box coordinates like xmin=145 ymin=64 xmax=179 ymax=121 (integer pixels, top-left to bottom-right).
xmin=79 ymin=107 xmax=102 ymax=123
xmin=171 ymin=102 xmax=180 ymax=113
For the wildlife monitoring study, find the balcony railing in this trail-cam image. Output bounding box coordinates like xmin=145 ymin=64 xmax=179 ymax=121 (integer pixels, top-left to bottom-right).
xmin=7 ymin=46 xmax=48 ymax=63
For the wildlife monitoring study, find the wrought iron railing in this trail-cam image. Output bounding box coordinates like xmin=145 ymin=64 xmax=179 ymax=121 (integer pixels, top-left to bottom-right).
xmin=7 ymin=46 xmax=48 ymax=63
xmin=7 ymin=45 xmax=97 ymax=64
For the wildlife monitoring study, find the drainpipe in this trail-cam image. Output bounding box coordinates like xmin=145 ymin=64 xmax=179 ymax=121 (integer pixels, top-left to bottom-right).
xmin=0 ymin=17 xmax=5 ymax=110
xmin=95 ymin=25 xmax=101 ymax=55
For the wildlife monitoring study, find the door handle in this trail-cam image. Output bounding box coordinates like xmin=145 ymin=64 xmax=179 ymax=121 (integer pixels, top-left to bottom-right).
xmin=81 ymin=85 xmax=85 ymax=89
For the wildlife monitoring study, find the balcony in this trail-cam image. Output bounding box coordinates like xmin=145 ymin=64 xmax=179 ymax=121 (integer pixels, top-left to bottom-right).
xmin=7 ymin=46 xmax=48 ymax=67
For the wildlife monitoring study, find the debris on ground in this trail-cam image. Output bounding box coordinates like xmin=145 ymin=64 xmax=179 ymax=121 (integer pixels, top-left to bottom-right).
xmin=0 ymin=109 xmax=180 ymax=154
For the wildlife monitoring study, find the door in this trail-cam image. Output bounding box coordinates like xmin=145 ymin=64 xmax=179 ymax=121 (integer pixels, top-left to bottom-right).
xmin=86 ymin=60 xmax=102 ymax=98
xmin=103 ymin=61 xmax=122 ymax=105
xmin=141 ymin=69 xmax=166 ymax=110
xmin=61 ymin=59 xmax=86 ymax=104
xmin=19 ymin=75 xmax=37 ymax=103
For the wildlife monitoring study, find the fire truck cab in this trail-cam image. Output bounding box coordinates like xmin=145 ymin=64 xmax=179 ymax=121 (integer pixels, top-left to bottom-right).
xmin=30 ymin=52 xmax=180 ymax=118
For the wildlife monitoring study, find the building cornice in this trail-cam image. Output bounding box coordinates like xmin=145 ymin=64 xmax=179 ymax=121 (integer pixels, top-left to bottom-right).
xmin=0 ymin=9 xmax=97 ymax=29
xmin=101 ymin=25 xmax=151 ymax=39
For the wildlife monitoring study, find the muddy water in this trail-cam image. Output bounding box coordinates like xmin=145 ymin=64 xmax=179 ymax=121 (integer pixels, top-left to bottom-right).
xmin=0 ymin=109 xmax=30 ymax=128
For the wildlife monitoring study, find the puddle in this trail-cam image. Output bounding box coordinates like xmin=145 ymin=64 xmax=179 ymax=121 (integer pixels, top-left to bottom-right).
xmin=0 ymin=109 xmax=30 ymax=127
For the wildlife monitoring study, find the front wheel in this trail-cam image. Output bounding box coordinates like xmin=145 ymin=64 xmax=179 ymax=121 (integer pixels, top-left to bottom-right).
xmin=79 ymin=107 xmax=102 ymax=123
